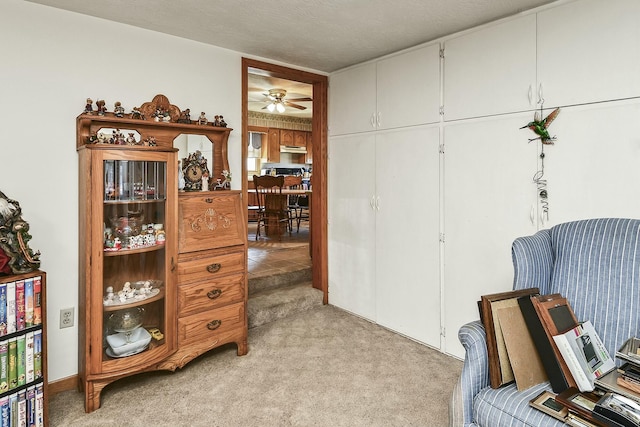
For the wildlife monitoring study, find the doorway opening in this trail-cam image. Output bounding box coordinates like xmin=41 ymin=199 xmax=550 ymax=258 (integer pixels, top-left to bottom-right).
xmin=241 ymin=58 xmax=328 ymax=303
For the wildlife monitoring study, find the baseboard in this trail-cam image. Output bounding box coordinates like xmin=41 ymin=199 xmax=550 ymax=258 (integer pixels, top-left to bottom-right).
xmin=48 ymin=375 xmax=78 ymax=396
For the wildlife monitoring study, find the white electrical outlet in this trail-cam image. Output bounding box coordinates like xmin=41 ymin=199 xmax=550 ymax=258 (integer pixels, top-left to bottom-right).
xmin=60 ymin=307 xmax=74 ymax=329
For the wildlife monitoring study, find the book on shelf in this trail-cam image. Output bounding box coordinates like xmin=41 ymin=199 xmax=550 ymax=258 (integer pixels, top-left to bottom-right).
xmin=0 ymin=395 xmax=8 ymax=427
xmin=25 ymin=332 xmax=34 ymax=384
xmin=553 ymin=321 xmax=615 ymax=392
xmin=35 ymin=383 xmax=43 ymax=427
xmin=33 ymin=277 xmax=41 ymax=326
xmin=16 ymin=390 xmax=25 ymax=427
xmin=26 ymin=385 xmax=35 ymax=427
xmin=0 ymin=341 xmax=7 ymax=394
xmin=8 ymin=393 xmax=17 ymax=427
xmin=5 ymin=283 xmax=15 ymax=336
xmin=7 ymin=338 xmax=16 ymax=391
xmin=15 ymin=280 xmax=24 ymax=332
xmin=0 ymin=283 xmax=6 ymax=337
xmin=16 ymin=336 xmax=25 ymax=388
xmin=32 ymin=330 xmax=41 ymax=380
xmin=24 ymin=278 xmax=33 ymax=329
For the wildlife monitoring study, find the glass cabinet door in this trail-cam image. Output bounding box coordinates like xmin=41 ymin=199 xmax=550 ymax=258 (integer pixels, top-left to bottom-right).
xmin=101 ymin=159 xmax=169 ymax=362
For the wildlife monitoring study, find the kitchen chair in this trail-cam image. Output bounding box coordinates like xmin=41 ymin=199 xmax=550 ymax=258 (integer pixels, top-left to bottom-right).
xmin=283 ymin=175 xmax=304 ymax=232
xmin=252 ymin=175 xmax=290 ymax=240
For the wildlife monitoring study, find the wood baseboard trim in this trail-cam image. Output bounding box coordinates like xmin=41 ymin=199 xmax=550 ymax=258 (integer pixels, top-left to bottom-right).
xmin=48 ymin=375 xmax=78 ymax=396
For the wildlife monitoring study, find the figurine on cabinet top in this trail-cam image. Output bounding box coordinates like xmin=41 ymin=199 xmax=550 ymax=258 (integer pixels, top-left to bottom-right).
xmin=219 ymin=115 xmax=227 ymax=127
xmin=96 ymin=99 xmax=107 ymax=116
xmin=84 ymin=98 xmax=94 ymax=114
xmin=114 ymin=101 xmax=125 ymax=118
xmin=197 ymin=112 xmax=208 ymax=125
xmin=130 ymin=107 xmax=144 ymax=120
xmin=177 ymin=109 xmax=191 ymax=124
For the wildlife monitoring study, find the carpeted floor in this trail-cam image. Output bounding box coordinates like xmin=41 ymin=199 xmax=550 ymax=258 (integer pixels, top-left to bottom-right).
xmin=49 ymin=305 xmax=462 ymax=426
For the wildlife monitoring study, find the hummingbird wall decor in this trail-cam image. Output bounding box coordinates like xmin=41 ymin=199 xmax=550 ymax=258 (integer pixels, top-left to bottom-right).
xmin=521 ymin=107 xmax=560 ymax=144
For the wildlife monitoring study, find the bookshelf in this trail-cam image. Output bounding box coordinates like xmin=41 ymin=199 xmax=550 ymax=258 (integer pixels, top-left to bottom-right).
xmin=0 ymin=270 xmax=47 ymax=427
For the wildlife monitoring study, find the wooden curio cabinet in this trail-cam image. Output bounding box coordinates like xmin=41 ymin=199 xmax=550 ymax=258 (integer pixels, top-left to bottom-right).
xmin=76 ymin=95 xmax=246 ymax=413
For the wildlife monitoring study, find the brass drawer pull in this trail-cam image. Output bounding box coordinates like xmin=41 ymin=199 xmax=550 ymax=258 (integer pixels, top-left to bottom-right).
xmin=206 ymin=263 xmax=221 ymax=273
xmin=207 ymin=320 xmax=222 ymax=330
xmin=207 ymin=289 xmax=222 ymax=299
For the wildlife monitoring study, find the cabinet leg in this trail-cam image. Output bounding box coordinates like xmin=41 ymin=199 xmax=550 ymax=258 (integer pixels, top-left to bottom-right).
xmin=237 ymin=338 xmax=248 ymax=356
xmin=84 ymin=380 xmax=106 ymax=413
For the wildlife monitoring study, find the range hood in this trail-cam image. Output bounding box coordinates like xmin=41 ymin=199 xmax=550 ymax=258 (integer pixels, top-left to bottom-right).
xmin=280 ymin=145 xmax=307 ymax=154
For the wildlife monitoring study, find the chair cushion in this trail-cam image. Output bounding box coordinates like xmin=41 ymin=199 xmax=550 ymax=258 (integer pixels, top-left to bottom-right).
xmin=473 ymin=382 xmax=564 ymax=427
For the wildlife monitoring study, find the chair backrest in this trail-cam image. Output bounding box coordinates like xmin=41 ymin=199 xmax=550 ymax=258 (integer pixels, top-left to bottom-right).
xmin=253 ymin=175 xmax=285 ymax=213
xmin=513 ymin=218 xmax=640 ymax=360
xmin=283 ymin=175 xmax=302 ymax=189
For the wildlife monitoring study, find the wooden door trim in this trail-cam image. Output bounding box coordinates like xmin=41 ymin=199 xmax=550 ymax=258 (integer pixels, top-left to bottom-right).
xmin=241 ymin=58 xmax=328 ymax=303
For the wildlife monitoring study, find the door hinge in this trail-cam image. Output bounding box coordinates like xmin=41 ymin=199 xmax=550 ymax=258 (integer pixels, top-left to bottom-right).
xmin=439 ymin=48 xmax=445 ymax=59
xmin=439 ymin=106 xmax=444 ymax=116
xmin=439 ymin=144 xmax=445 ymax=154
xmin=440 ymin=326 xmax=446 ymax=337
xmin=439 ymin=233 xmax=445 ymax=243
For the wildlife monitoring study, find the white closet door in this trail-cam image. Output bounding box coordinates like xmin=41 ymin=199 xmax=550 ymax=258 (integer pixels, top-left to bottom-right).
xmin=537 ymin=0 xmax=640 ymax=108
xmin=543 ymin=100 xmax=640 ymax=226
xmin=442 ymin=113 xmax=538 ymax=358
xmin=376 ymin=44 xmax=441 ymax=129
xmin=443 ymin=14 xmax=537 ymax=121
xmin=329 ymin=63 xmax=377 ymax=136
xmin=375 ymin=126 xmax=441 ymax=347
xmin=328 ymin=134 xmax=377 ymax=320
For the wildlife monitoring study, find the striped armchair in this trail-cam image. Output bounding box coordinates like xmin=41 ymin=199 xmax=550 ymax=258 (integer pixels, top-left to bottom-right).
xmin=450 ymin=218 xmax=640 ymax=427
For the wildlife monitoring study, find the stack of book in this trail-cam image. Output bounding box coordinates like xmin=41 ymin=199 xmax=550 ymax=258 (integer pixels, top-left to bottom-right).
xmin=0 ymin=276 xmax=43 ymax=336
xmin=0 ymin=276 xmax=45 ymax=427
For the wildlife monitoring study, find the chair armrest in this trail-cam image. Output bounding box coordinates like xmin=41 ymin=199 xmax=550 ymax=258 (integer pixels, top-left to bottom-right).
xmin=451 ymin=320 xmax=489 ymax=427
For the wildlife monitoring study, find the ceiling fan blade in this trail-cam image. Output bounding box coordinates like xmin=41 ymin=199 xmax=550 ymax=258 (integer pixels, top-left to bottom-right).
xmin=283 ymin=101 xmax=306 ymax=110
xmin=286 ymin=97 xmax=312 ymax=102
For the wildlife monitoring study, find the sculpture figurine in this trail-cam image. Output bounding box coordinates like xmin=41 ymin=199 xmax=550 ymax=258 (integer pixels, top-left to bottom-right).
xmin=0 ymin=190 xmax=41 ymax=275
xmin=84 ymin=98 xmax=94 ymax=114
xmin=177 ymin=109 xmax=191 ymax=124
xmin=96 ymin=99 xmax=107 ymax=116
xmin=114 ymin=101 xmax=125 ymax=118
xmin=197 ymin=112 xmax=208 ymax=125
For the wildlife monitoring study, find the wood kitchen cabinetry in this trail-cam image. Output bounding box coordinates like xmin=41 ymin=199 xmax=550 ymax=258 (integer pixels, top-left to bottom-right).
xmin=76 ymin=94 xmax=244 ymax=412
xmin=267 ymin=128 xmax=280 ymax=163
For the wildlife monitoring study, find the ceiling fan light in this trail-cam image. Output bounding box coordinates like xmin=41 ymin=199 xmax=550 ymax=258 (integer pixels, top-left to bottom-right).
xmin=267 ymin=103 xmax=276 ymax=112
xmin=276 ymin=103 xmax=285 ymax=113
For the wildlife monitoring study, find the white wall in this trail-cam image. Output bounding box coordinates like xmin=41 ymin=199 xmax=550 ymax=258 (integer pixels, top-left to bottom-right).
xmin=0 ymin=0 xmax=248 ymax=382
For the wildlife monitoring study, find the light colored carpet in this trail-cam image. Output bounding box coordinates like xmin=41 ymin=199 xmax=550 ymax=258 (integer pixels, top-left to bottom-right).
xmin=49 ymin=305 xmax=462 ymax=426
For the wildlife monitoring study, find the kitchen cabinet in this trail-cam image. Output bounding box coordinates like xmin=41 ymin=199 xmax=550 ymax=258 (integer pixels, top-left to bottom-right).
xmin=280 ymin=129 xmax=294 ymax=146
xmin=441 ymin=113 xmax=538 ymax=358
xmin=267 ymin=128 xmax=280 ymax=163
xmin=328 ymin=126 xmax=441 ymax=347
xmin=443 ymin=14 xmax=537 ymax=121
xmin=292 ymin=131 xmax=307 ymax=147
xmin=537 ymin=0 xmax=640 ymax=108
xmin=305 ymin=132 xmax=313 ymax=164
xmin=329 ymin=44 xmax=441 ymax=136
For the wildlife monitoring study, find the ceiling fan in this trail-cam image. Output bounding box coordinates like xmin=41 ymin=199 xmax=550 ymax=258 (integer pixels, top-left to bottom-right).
xmin=262 ymin=89 xmax=312 ymax=113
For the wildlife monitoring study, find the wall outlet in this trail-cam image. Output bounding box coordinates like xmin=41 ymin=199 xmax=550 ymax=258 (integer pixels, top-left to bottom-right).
xmin=60 ymin=307 xmax=74 ymax=329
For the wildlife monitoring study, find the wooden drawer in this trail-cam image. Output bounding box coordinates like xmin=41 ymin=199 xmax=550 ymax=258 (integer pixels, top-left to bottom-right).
xmin=178 ymin=273 xmax=244 ymax=316
xmin=178 ymin=302 xmax=244 ymax=346
xmin=179 ymin=192 xmax=245 ymax=253
xmin=177 ymin=248 xmax=244 ymax=285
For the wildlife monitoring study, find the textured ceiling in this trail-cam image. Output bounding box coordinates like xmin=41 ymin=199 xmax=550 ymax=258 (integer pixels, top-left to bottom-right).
xmin=26 ymin=0 xmax=555 ymax=73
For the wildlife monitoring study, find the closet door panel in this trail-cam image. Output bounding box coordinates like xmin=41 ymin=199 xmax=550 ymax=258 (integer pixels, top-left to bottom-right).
xmin=377 ymin=44 xmax=441 ymax=129
xmin=329 ymin=64 xmax=377 ymax=136
xmin=443 ymin=14 xmax=537 ymax=121
xmin=375 ymin=126 xmax=441 ymax=347
xmin=328 ymin=134 xmax=377 ymax=320
xmin=537 ymin=0 xmax=640 ymax=107
xmin=442 ymin=113 xmax=538 ymax=358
